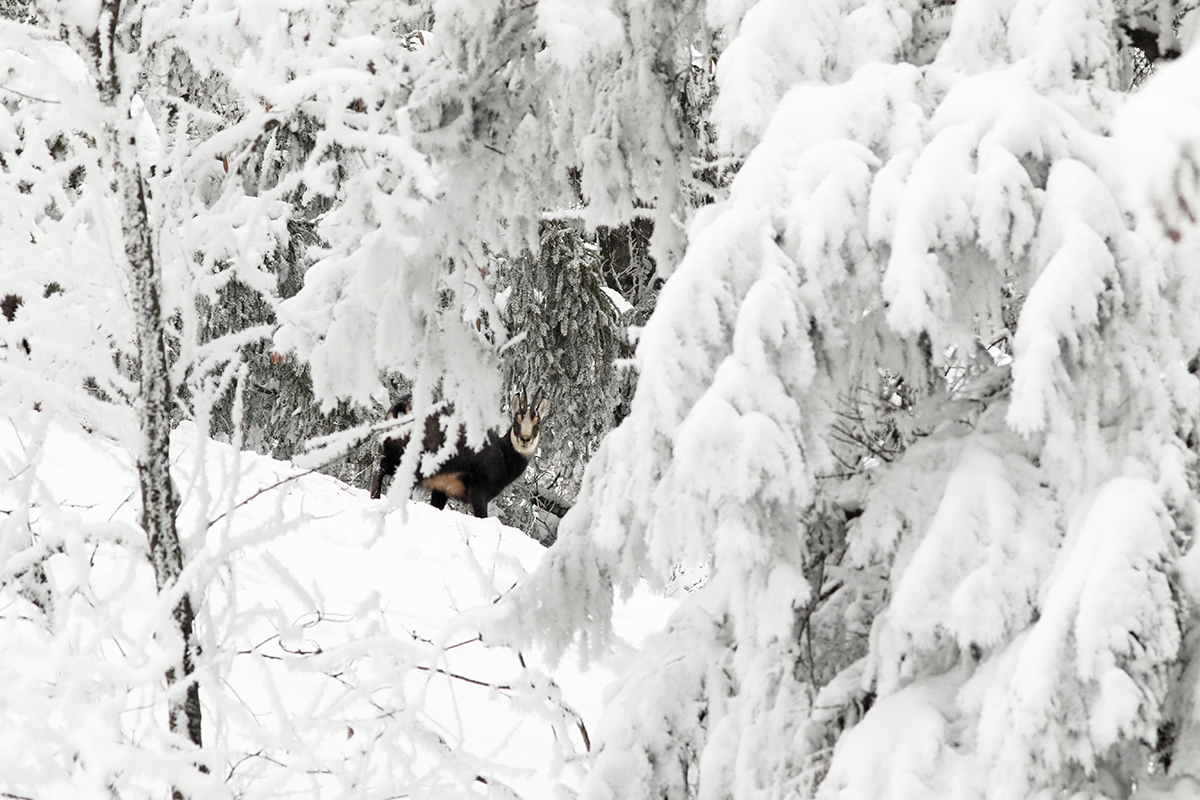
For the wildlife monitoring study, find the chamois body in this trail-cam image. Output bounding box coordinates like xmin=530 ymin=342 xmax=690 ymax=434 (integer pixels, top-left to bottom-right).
xmin=369 ymin=393 xmax=549 ymax=517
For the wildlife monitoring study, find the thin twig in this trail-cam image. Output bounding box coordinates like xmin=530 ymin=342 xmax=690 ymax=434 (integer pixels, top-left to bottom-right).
xmin=206 ymin=466 xmax=323 ymax=529
xmin=206 ymin=430 xmax=376 ymax=529
xmin=0 ymin=85 xmax=59 ymax=104
xmin=411 ymin=663 xmax=512 ymax=691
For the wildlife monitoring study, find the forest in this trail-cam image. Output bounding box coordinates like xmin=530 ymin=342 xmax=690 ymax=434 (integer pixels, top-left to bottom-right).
xmin=4 ymin=0 xmax=1200 ymax=797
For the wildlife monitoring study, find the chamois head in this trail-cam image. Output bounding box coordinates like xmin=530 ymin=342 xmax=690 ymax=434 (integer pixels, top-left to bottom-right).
xmin=509 ymin=391 xmax=550 ymax=458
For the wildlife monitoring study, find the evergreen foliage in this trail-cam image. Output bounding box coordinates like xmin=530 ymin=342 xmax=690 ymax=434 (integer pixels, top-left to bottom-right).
xmin=495 ymin=3 xmax=1200 ymax=800
xmin=495 ymin=220 xmax=630 ymax=541
xmin=6 ymin=0 xmax=1200 ymax=798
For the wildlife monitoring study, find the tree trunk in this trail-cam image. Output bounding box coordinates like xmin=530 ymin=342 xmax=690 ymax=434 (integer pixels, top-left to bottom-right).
xmin=88 ymin=0 xmax=203 ymax=760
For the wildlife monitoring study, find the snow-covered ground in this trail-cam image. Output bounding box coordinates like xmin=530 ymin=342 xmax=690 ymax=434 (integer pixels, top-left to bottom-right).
xmin=0 ymin=417 xmax=675 ymax=799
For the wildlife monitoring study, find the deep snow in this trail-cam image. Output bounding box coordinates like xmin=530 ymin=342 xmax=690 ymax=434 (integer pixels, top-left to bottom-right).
xmin=0 ymin=417 xmax=675 ymax=799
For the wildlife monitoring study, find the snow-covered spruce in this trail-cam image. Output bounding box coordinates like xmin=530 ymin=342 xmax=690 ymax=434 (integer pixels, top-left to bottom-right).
xmin=6 ymin=0 xmax=1200 ymax=799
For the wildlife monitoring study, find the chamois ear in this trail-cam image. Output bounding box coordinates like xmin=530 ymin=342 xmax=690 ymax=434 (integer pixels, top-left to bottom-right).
xmin=534 ymin=395 xmax=550 ymax=420
xmin=511 ymin=393 xmax=525 ymax=416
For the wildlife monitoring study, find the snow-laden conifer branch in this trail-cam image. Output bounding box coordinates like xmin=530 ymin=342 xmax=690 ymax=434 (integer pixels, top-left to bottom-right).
xmin=494 ymin=0 xmax=1200 ymax=797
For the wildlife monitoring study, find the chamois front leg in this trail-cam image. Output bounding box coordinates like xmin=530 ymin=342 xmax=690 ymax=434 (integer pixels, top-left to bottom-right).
xmin=370 ymin=398 xmax=413 ymax=500
xmin=430 ymin=490 xmax=449 ymax=510
xmin=370 ymin=446 xmax=399 ymax=499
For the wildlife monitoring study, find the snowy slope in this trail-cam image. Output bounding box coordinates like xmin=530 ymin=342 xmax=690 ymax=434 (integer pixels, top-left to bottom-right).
xmin=0 ymin=417 xmax=674 ymax=800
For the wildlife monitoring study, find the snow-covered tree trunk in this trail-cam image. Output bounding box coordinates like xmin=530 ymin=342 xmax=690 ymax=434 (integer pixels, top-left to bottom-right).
xmin=85 ymin=0 xmax=202 ymax=756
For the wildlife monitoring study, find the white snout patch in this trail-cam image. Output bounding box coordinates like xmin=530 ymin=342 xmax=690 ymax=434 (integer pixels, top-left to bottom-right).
xmin=511 ymin=430 xmax=539 ymax=458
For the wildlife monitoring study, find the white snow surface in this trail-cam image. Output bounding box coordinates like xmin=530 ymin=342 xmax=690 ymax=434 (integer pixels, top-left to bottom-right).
xmin=0 ymin=417 xmax=674 ymax=799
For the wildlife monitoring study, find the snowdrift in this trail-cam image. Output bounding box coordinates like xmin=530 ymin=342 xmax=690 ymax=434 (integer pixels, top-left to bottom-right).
xmin=0 ymin=418 xmax=673 ymax=799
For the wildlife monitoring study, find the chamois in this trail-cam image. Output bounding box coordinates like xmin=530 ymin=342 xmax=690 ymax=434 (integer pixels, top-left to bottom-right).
xmin=368 ymin=392 xmax=550 ymax=517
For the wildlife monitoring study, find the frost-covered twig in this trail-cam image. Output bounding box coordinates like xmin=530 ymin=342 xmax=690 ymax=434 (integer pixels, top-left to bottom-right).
xmin=206 ymin=427 xmax=378 ymax=529
xmin=0 ymin=84 xmax=59 ymax=103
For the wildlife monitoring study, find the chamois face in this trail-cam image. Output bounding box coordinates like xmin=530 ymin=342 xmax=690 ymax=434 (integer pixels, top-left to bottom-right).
xmin=509 ymin=393 xmax=549 ymax=458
